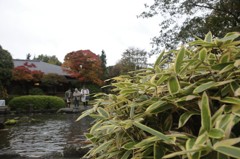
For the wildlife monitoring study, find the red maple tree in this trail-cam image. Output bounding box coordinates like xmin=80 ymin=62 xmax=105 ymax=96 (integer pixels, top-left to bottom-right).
xmin=62 ymin=50 xmax=104 ymax=86
xmin=12 ymin=63 xmax=44 ymax=82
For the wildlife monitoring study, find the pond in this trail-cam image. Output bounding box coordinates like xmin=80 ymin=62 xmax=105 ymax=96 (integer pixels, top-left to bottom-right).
xmin=0 ymin=113 xmax=92 ymax=159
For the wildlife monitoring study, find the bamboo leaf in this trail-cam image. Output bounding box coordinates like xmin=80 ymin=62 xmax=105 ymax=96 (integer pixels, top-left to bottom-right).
xmin=194 ymin=132 xmax=208 ymax=146
xmin=167 ymin=76 xmax=180 ymax=95
xmin=163 ymin=147 xmax=203 ymax=159
xmin=154 ymin=50 xmax=165 ymax=69
xmin=204 ymin=32 xmax=212 ymax=42
xmin=234 ymin=59 xmax=240 ymax=68
xmin=92 ymin=139 xmax=114 ymax=155
xmin=200 ymin=92 xmax=211 ymax=132
xmin=178 ymin=111 xmax=198 ymax=128
xmin=214 ymin=138 xmax=240 ymax=148
xmin=220 ymin=53 xmax=230 ymax=63
xmin=193 ymin=81 xmax=216 ymax=94
xmin=221 ymin=32 xmax=240 ymax=42
xmin=146 ymin=100 xmax=166 ymax=113
xmin=186 ymin=138 xmax=196 ymax=150
xmin=208 ymin=128 xmax=225 ymax=139
xmin=76 ymin=108 xmax=95 ymax=121
xmin=120 ymin=89 xmax=137 ymax=95
xmin=218 ymin=64 xmax=234 ymax=74
xmin=133 ymin=121 xmax=172 ymax=143
xmin=174 ymin=47 xmax=185 ymax=73
xmin=97 ymin=107 xmax=110 ymax=118
xmin=122 ymin=142 xmax=136 ymax=150
xmin=121 ymin=150 xmax=132 ymax=159
xmin=214 ymin=145 xmax=240 ymax=159
xmin=199 ymin=48 xmax=207 ymax=61
xmin=234 ymin=88 xmax=240 ymax=96
xmin=220 ymin=97 xmax=240 ymax=105
xmin=134 ymin=136 xmax=159 ymax=148
xmin=156 ymin=75 xmax=169 ymax=85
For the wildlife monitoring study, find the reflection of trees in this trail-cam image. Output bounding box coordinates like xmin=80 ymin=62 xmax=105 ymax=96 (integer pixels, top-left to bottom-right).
xmin=0 ymin=117 xmax=10 ymax=149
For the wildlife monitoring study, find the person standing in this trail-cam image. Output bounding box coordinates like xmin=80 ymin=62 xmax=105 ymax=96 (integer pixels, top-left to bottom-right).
xmin=81 ymin=86 xmax=90 ymax=107
xmin=73 ymin=88 xmax=81 ymax=109
xmin=65 ymin=88 xmax=72 ymax=107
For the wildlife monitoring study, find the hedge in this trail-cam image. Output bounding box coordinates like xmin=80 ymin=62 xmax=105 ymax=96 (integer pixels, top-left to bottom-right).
xmin=8 ymin=95 xmax=65 ymax=111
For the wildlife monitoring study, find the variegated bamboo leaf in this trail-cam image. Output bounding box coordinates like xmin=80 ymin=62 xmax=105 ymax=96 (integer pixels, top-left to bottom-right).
xmin=167 ymin=76 xmax=180 ymax=95
xmin=219 ymin=64 xmax=234 ymax=74
xmin=178 ymin=111 xmax=199 ymax=128
xmin=145 ymin=100 xmax=166 ymax=113
xmin=214 ymin=138 xmax=240 ymax=148
xmin=200 ymin=92 xmax=211 ymax=132
xmin=220 ymin=53 xmax=230 ymax=63
xmin=133 ymin=121 xmax=172 ymax=143
xmin=121 ymin=150 xmax=132 ymax=159
xmin=193 ymin=81 xmax=216 ymax=94
xmin=208 ymin=128 xmax=225 ymax=139
xmin=220 ymin=97 xmax=240 ymax=105
xmin=214 ymin=145 xmax=240 ymax=159
xmin=174 ymin=47 xmax=185 ymax=74
xmin=234 ymin=59 xmax=240 ymax=68
xmin=204 ymin=32 xmax=212 ymax=42
xmin=97 ymin=107 xmax=110 ymax=118
xmin=154 ymin=50 xmax=165 ymax=69
xmin=199 ymin=48 xmax=207 ymax=61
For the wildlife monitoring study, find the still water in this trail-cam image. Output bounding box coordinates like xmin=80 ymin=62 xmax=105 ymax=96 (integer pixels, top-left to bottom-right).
xmin=0 ymin=114 xmax=92 ymax=158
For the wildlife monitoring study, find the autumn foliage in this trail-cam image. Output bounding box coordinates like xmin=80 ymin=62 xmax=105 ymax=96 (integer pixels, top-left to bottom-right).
xmin=62 ymin=50 xmax=103 ymax=86
xmin=12 ymin=62 xmax=44 ymax=82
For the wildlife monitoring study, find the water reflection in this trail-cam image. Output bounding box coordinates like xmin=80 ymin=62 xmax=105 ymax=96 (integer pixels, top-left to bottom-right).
xmin=0 ymin=114 xmax=92 ymax=158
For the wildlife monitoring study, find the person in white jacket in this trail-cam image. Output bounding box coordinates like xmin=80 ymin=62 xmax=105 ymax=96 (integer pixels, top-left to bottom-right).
xmin=81 ymin=86 xmax=90 ymax=107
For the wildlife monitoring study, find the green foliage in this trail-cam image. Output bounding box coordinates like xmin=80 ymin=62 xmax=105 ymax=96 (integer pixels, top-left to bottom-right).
xmin=78 ymin=32 xmax=240 ymax=159
xmin=139 ymin=0 xmax=240 ymax=51
xmin=29 ymin=87 xmax=45 ymax=95
xmin=33 ymin=54 xmax=62 ymax=65
xmin=0 ymin=46 xmax=14 ymax=98
xmin=8 ymin=95 xmax=65 ymax=111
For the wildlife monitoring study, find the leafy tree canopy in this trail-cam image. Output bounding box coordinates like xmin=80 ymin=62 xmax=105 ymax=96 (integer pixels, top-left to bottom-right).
xmin=0 ymin=45 xmax=14 ymax=98
xmin=100 ymin=50 xmax=108 ymax=80
xmin=111 ymin=47 xmax=148 ymax=76
xmin=62 ymin=50 xmax=104 ymax=86
xmin=140 ymin=0 xmax=240 ymax=52
xmin=33 ymin=54 xmax=62 ymax=66
xmin=0 ymin=45 xmax=14 ymax=86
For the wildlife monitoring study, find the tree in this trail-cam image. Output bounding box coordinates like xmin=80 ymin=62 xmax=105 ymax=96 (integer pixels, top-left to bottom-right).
xmin=116 ymin=47 xmax=148 ymax=75
xmin=26 ymin=53 xmax=31 ymax=60
xmin=41 ymin=73 xmax=67 ymax=94
xmin=140 ymin=0 xmax=240 ymax=52
xmin=33 ymin=54 xmax=62 ymax=66
xmin=12 ymin=62 xmax=44 ymax=94
xmin=62 ymin=50 xmax=104 ymax=86
xmin=100 ymin=50 xmax=108 ymax=80
xmin=0 ymin=45 xmax=14 ymax=98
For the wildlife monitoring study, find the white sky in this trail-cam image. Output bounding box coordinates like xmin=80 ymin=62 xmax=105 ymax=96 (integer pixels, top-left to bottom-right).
xmin=0 ymin=0 xmax=161 ymax=66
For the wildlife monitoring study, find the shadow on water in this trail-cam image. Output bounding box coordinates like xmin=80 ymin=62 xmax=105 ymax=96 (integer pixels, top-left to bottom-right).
xmin=0 ymin=113 xmax=93 ymax=158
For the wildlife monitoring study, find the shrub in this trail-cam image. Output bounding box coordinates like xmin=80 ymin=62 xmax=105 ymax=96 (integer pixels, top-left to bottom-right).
xmin=8 ymin=95 xmax=65 ymax=111
xmin=77 ymin=32 xmax=240 ymax=159
xmin=29 ymin=87 xmax=45 ymax=95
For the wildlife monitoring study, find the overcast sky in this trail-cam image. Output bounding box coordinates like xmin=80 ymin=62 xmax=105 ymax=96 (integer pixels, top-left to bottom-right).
xmin=0 ymin=0 xmax=161 ymax=66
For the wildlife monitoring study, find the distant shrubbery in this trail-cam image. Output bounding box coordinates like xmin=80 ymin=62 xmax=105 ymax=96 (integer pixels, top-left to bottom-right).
xmin=8 ymin=95 xmax=65 ymax=111
xmin=29 ymin=87 xmax=45 ymax=95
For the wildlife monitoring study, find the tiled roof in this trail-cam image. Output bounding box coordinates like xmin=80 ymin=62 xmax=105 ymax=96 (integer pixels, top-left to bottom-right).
xmin=13 ymin=59 xmax=69 ymax=76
